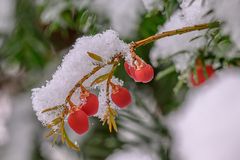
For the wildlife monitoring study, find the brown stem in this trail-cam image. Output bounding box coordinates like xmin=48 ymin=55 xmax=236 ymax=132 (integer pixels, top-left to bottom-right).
xmin=131 ymin=22 xmax=220 ymax=49
xmin=65 ymin=53 xmax=123 ymax=106
xmin=65 ymin=65 xmax=105 ymax=105
xmin=64 ymin=22 xmax=220 ymax=106
xmin=104 ymin=63 xmax=119 ymax=133
xmin=106 ymin=62 xmax=118 ymax=105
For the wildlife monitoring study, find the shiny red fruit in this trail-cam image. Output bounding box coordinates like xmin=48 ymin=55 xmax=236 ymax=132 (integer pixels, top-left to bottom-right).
xmin=68 ymin=109 xmax=89 ymax=135
xmin=134 ymin=64 xmax=154 ymax=83
xmin=111 ymin=86 xmax=132 ymax=108
xmin=124 ymin=62 xmax=136 ymax=79
xmin=81 ymin=93 xmax=99 ymax=116
xmin=190 ymin=65 xmax=215 ymax=86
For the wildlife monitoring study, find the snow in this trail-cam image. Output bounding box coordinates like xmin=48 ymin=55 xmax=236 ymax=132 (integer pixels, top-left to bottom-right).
xmin=90 ymin=0 xmax=145 ymax=38
xmin=0 ymin=92 xmax=12 ymax=145
xmin=0 ymin=0 xmax=15 ymax=48
xmin=41 ymin=142 xmax=79 ymax=160
xmin=39 ymin=0 xmax=145 ymax=38
xmin=168 ymin=68 xmax=240 ymax=160
xmin=0 ymin=0 xmax=15 ymax=33
xmin=142 ymin=0 xmax=163 ymax=12
xmin=32 ymin=30 xmax=130 ymax=126
xmin=107 ymin=146 xmax=159 ymax=160
xmin=150 ymin=0 xmax=213 ymax=71
xmin=1 ymin=93 xmax=35 ymax=160
xmin=149 ymin=0 xmax=240 ymax=71
xmin=40 ymin=0 xmax=67 ymax=24
xmin=209 ymin=0 xmax=240 ymax=50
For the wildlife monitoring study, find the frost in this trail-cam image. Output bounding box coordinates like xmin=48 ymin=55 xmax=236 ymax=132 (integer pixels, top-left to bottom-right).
xmin=32 ymin=30 xmax=130 ymax=126
xmin=168 ymin=68 xmax=240 ymax=160
xmin=150 ymin=0 xmax=212 ymax=71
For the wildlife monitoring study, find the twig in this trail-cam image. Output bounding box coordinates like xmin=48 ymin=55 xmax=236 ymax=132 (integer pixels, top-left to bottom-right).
xmin=131 ymin=22 xmax=220 ymax=48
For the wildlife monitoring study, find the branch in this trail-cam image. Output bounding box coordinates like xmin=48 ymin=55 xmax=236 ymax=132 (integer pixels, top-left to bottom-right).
xmin=65 ymin=53 xmax=123 ymax=106
xmin=131 ymin=21 xmax=220 ymax=49
xmin=65 ymin=65 xmax=105 ymax=105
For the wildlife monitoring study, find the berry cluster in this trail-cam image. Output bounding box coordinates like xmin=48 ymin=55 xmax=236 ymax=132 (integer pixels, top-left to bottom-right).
xmin=124 ymin=56 xmax=154 ymax=83
xmin=67 ymin=54 xmax=155 ymax=135
xmin=68 ymin=84 xmax=132 ymax=135
xmin=68 ymin=92 xmax=99 ymax=134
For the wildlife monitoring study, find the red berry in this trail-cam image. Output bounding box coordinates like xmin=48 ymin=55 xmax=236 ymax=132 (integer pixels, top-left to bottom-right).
xmin=81 ymin=93 xmax=99 ymax=116
xmin=124 ymin=62 xmax=133 ymax=78
xmin=134 ymin=64 xmax=154 ymax=83
xmin=68 ymin=109 xmax=89 ymax=135
xmin=124 ymin=61 xmax=141 ymax=82
xmin=111 ymin=86 xmax=132 ymax=108
xmin=124 ymin=62 xmax=136 ymax=79
xmin=190 ymin=65 xmax=215 ymax=86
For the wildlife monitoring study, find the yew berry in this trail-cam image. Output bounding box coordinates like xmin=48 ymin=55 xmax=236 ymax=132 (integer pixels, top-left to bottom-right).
xmin=124 ymin=61 xmax=154 ymax=83
xmin=81 ymin=93 xmax=99 ymax=116
xmin=190 ymin=65 xmax=215 ymax=87
xmin=111 ymin=85 xmax=132 ymax=108
xmin=134 ymin=64 xmax=154 ymax=83
xmin=124 ymin=62 xmax=136 ymax=79
xmin=68 ymin=109 xmax=89 ymax=135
